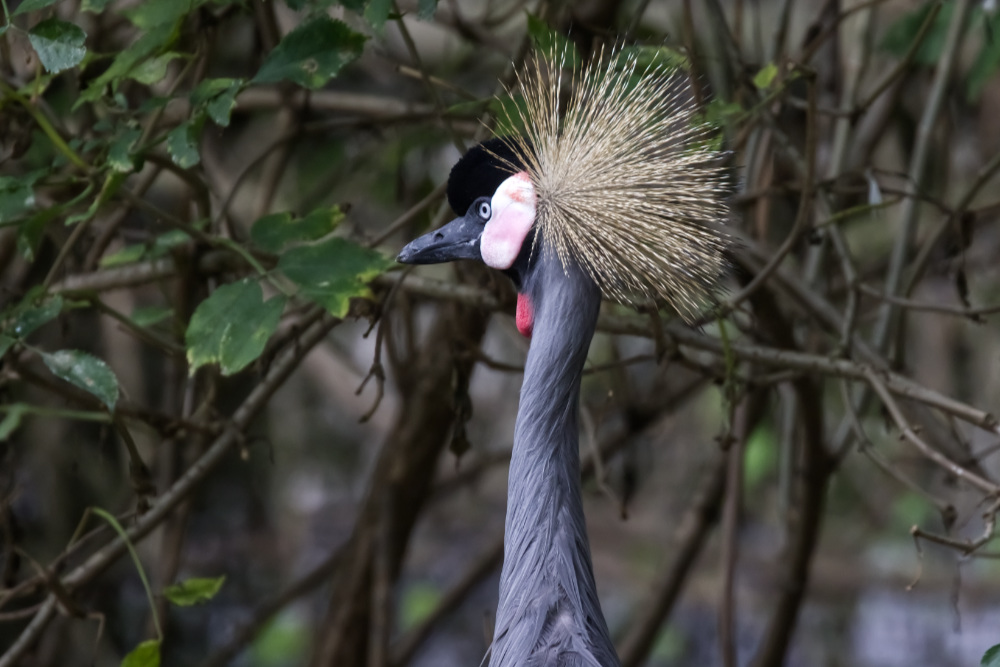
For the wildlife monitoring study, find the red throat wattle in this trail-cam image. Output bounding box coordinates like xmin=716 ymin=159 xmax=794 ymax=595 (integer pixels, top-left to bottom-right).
xmin=515 ymin=293 xmax=534 ymax=338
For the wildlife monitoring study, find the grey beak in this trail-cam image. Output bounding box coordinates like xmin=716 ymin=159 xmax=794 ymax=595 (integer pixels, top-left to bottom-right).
xmin=397 ymin=211 xmax=484 ymax=265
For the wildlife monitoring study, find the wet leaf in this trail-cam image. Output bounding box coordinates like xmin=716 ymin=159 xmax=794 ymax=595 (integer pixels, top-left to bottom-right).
xmin=277 ymin=237 xmax=392 ymax=317
xmin=40 ymin=349 xmax=120 ymax=412
xmin=9 ymin=295 xmax=63 ymax=338
xmin=253 ymin=17 xmax=366 ymax=89
xmin=250 ymin=206 xmax=344 ymax=253
xmin=28 ymin=19 xmax=87 ymax=74
xmin=121 ymin=639 xmax=160 ymax=667
xmin=185 ymin=280 xmax=286 ymax=375
xmin=164 ymin=575 xmax=225 ymax=606
xmin=983 ymin=644 xmax=1000 ymax=667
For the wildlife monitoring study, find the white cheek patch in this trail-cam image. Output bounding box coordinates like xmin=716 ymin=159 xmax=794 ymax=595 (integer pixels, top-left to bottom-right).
xmin=481 ymin=172 xmax=536 ymax=270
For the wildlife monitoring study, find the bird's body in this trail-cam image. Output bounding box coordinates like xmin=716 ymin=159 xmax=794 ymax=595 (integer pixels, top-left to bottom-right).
xmin=398 ymin=44 xmax=729 ymax=667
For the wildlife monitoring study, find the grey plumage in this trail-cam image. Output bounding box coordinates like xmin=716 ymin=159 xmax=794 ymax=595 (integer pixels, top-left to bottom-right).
xmin=489 ymin=247 xmax=616 ymax=667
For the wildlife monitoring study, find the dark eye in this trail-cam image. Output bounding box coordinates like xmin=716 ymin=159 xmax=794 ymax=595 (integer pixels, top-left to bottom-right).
xmin=478 ymin=201 xmax=491 ymax=220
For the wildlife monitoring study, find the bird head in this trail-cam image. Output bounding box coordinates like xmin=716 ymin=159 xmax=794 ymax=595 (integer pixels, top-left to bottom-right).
xmin=397 ymin=138 xmax=534 ymax=272
xmin=398 ymin=45 xmax=731 ymax=335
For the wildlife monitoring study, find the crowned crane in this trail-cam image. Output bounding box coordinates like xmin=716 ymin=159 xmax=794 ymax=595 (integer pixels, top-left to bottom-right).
xmin=398 ymin=46 xmax=730 ymax=667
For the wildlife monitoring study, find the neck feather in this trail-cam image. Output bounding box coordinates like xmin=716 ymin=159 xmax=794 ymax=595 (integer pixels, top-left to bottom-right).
xmin=489 ymin=254 xmax=619 ymax=667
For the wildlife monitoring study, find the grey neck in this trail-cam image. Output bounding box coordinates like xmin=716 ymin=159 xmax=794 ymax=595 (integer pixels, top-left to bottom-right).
xmin=489 ymin=252 xmax=620 ymax=667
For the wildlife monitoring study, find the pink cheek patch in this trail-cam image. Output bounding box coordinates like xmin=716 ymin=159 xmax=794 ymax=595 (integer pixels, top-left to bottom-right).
xmin=481 ymin=172 xmax=536 ymax=270
xmin=515 ymin=293 xmax=534 ymax=338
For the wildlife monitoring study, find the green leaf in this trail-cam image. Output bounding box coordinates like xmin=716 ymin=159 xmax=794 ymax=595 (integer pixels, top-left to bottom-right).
xmin=8 ymin=295 xmax=63 ymax=338
xmin=525 ymin=14 xmax=579 ymax=67
xmin=108 ymin=125 xmax=142 ymax=173
xmin=417 ymin=0 xmax=437 ymax=20
xmin=164 ymin=575 xmax=225 ymax=606
xmin=250 ymin=206 xmax=344 ymax=253
xmin=968 ymin=13 xmax=1000 ymax=102
xmin=191 ymin=78 xmax=244 ymax=127
xmin=13 ymin=0 xmax=64 ymax=17
xmin=127 ymin=51 xmax=182 ymax=85
xmin=753 ymin=62 xmax=779 ymax=90
xmin=364 ymin=0 xmax=392 ymax=31
xmin=100 ymin=230 xmax=190 ymax=267
xmin=400 ymin=582 xmax=441 ymax=630
xmin=28 ymin=19 xmax=87 ymax=74
xmin=167 ymin=118 xmax=202 ymax=168
xmin=0 ymin=334 xmax=15 ymax=359
xmin=130 ymin=306 xmax=172 ymax=328
xmin=983 ymin=644 xmax=1000 ymax=667
xmin=82 ymin=0 xmax=116 ymax=12
xmin=122 ymin=0 xmax=194 ymax=29
xmin=78 ymin=22 xmax=177 ymax=104
xmin=881 ymin=1 xmax=953 ymax=65
xmin=278 ymin=237 xmax=392 ymax=317
xmin=185 ymin=280 xmax=286 ymax=375
xmin=40 ymin=349 xmax=120 ymax=411
xmin=0 ymin=174 xmax=38 ymax=223
xmin=0 ymin=404 xmax=27 ymax=441
xmin=121 ymin=639 xmax=161 ymax=667
xmin=253 ymin=17 xmax=366 ymax=89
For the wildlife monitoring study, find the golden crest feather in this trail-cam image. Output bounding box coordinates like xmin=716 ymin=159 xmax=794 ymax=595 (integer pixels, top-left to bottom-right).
xmin=494 ymin=44 xmax=731 ymax=321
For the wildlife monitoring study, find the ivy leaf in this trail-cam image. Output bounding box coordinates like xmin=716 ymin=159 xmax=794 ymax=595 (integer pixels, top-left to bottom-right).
xmin=250 ymin=206 xmax=345 ymax=253
xmin=983 ymin=645 xmax=1000 ymax=667
xmin=185 ymin=280 xmax=286 ymax=376
xmin=40 ymin=349 xmax=120 ymax=412
xmin=13 ymin=0 xmax=64 ymax=17
xmin=278 ymin=237 xmax=392 ymax=317
xmin=0 ymin=403 xmax=27 ymax=441
xmin=167 ymin=118 xmax=202 ymax=168
xmin=164 ymin=575 xmax=225 ymax=606
xmin=253 ymin=17 xmax=366 ymax=89
xmin=28 ymin=19 xmax=87 ymax=74
xmin=121 ymin=639 xmax=161 ymax=667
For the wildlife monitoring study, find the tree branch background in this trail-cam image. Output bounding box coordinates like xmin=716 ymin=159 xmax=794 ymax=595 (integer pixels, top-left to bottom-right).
xmin=2 ymin=0 xmax=1000 ymax=666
